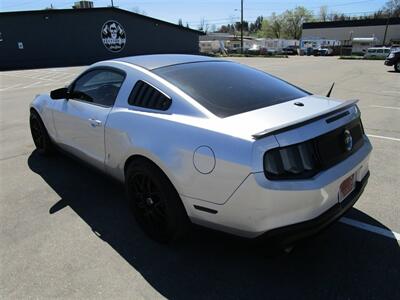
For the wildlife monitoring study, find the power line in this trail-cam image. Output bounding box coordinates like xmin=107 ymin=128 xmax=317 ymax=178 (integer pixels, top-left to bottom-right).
xmin=184 ymin=9 xmax=376 ymax=25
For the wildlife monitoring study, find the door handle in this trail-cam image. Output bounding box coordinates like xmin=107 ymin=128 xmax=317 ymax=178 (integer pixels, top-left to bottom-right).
xmin=88 ymin=118 xmax=102 ymax=127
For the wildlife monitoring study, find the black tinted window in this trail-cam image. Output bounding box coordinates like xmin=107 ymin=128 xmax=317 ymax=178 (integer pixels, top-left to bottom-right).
xmin=71 ymin=69 xmax=125 ymax=106
xmin=128 ymin=80 xmax=171 ymax=111
xmin=153 ymin=61 xmax=309 ymax=118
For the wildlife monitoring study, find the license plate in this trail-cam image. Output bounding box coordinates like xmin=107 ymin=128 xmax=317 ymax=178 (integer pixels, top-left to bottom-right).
xmin=339 ymin=173 xmax=355 ymax=202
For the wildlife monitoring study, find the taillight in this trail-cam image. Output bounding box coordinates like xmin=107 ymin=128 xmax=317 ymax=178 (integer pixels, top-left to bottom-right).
xmin=263 ymin=140 xmax=320 ymax=180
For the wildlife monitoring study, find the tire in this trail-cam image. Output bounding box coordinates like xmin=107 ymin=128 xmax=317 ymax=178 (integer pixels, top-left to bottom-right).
xmin=125 ymin=158 xmax=190 ymax=243
xmin=395 ymin=62 xmax=400 ymax=72
xmin=29 ymin=110 xmax=54 ymax=155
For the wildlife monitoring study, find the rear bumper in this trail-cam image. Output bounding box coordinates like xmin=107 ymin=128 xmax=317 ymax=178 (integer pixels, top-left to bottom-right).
xmin=184 ymin=137 xmax=372 ymax=239
xmin=257 ymin=171 xmax=369 ymax=245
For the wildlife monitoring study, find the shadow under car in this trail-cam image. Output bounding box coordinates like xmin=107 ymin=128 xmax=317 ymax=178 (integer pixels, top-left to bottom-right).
xmin=28 ymin=150 xmax=400 ymax=300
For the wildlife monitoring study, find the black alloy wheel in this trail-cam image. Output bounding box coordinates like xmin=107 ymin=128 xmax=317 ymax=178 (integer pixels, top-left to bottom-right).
xmin=29 ymin=111 xmax=53 ymax=155
xmin=125 ymin=159 xmax=190 ymax=243
xmin=30 ymin=116 xmax=44 ymax=149
xmin=130 ymin=172 xmax=168 ymax=239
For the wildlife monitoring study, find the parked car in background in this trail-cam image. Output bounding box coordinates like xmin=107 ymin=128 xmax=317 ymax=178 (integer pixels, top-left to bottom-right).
xmin=247 ymin=44 xmax=261 ymax=55
xmin=266 ymin=48 xmax=279 ymax=55
xmin=313 ymin=47 xmax=333 ymax=56
xmin=364 ymin=47 xmax=391 ymax=59
xmin=282 ymin=46 xmax=298 ymax=55
xmin=384 ymin=48 xmax=400 ymax=72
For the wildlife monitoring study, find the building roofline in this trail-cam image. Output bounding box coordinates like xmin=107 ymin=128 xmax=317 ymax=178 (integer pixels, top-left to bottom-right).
xmin=303 ymin=17 xmax=400 ymax=29
xmin=0 ymin=6 xmax=205 ymax=35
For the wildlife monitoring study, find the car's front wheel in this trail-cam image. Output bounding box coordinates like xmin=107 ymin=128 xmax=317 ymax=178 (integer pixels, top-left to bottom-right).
xmin=395 ymin=62 xmax=400 ymax=72
xmin=29 ymin=110 xmax=54 ymax=155
xmin=125 ymin=158 xmax=190 ymax=243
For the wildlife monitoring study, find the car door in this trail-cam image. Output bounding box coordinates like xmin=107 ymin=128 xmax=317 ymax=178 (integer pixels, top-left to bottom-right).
xmin=367 ymin=49 xmax=375 ymax=58
xmin=52 ymin=68 xmax=125 ymax=170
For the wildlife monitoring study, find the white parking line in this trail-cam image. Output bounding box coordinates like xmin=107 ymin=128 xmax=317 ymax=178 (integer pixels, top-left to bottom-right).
xmin=339 ymin=217 xmax=400 ymax=241
xmin=21 ymin=81 xmax=43 ymax=89
xmin=382 ymin=90 xmax=400 ymax=94
xmin=367 ymin=134 xmax=400 ymax=142
xmin=0 ymin=83 xmax=23 ymax=92
xmin=370 ymin=105 xmax=400 ymax=110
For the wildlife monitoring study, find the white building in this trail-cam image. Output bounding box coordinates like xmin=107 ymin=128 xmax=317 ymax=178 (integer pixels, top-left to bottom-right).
xmin=73 ymin=1 xmax=94 ymax=9
xmin=351 ymin=37 xmax=379 ymax=54
xmin=199 ymin=33 xmax=256 ymax=52
xmin=300 ymin=38 xmax=341 ymax=50
xmin=199 ymin=33 xmax=299 ymax=53
xmin=225 ymin=39 xmax=256 ymax=51
xmin=256 ymin=38 xmax=299 ymax=50
xmin=199 ymin=40 xmax=225 ymax=53
xmin=302 ymin=18 xmax=400 ymax=46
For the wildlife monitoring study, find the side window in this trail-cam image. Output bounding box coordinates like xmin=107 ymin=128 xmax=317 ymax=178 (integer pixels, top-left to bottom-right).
xmin=128 ymin=80 xmax=172 ymax=111
xmin=377 ymin=49 xmax=383 ymax=53
xmin=71 ymin=69 xmax=125 ymax=107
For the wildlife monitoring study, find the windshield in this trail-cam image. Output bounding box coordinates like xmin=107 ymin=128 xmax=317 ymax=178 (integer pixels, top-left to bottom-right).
xmin=153 ymin=61 xmax=310 ymax=118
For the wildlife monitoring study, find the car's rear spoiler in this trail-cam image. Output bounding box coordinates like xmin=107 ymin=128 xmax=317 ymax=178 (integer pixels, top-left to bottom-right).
xmin=252 ymin=99 xmax=359 ymax=140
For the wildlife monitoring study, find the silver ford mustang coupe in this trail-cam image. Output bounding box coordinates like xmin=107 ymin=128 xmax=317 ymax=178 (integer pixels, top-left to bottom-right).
xmin=30 ymin=54 xmax=372 ymax=244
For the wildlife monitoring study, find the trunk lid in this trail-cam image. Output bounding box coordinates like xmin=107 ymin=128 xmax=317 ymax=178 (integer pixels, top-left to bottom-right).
xmin=222 ymin=95 xmax=357 ymax=140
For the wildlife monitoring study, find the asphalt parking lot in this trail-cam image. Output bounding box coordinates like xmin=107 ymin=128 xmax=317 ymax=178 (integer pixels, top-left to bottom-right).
xmin=1 ymin=56 xmax=399 ymax=299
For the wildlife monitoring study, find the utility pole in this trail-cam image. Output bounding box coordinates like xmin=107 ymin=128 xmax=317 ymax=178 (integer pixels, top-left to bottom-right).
xmin=111 ymin=0 xmax=114 ymax=7
xmin=383 ymin=13 xmax=391 ymax=46
xmin=241 ymin=0 xmax=244 ymax=54
xmin=383 ymin=0 xmax=395 ymax=46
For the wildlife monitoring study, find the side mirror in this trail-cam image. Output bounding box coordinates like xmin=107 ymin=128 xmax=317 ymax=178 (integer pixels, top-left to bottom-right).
xmin=50 ymin=87 xmax=69 ymax=100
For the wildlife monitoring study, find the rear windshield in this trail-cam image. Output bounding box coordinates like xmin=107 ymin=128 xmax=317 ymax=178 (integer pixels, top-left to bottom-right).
xmin=153 ymin=61 xmax=310 ymax=118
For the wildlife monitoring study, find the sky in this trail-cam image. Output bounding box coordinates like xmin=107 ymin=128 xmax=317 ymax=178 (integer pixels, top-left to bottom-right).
xmin=1 ymin=0 xmax=388 ymax=28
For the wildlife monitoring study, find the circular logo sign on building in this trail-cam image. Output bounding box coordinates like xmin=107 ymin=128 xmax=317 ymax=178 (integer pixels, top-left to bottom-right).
xmin=101 ymin=20 xmax=126 ymax=52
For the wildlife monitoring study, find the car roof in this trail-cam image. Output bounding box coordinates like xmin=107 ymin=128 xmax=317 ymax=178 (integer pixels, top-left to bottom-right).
xmin=368 ymin=47 xmax=390 ymax=49
xmin=114 ymin=54 xmax=222 ymax=70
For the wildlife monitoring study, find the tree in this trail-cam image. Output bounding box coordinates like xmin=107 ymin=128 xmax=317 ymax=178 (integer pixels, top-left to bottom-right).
xmin=227 ymin=24 xmax=235 ymax=34
xmin=198 ymin=18 xmax=205 ymax=31
xmin=254 ymin=16 xmax=263 ymax=31
xmin=282 ymin=6 xmax=314 ymax=39
xmin=178 ymin=18 xmax=183 ymax=26
xmin=319 ymin=6 xmax=328 ymax=21
xmin=218 ymin=25 xmax=230 ymax=33
xmin=235 ymin=21 xmax=249 ymax=32
xmin=327 ymin=11 xmax=339 ymax=21
xmin=249 ymin=16 xmax=263 ymax=33
xmin=268 ymin=13 xmax=283 ymax=38
xmin=384 ymin=0 xmax=400 ymax=17
xmin=198 ymin=18 xmax=210 ymax=33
